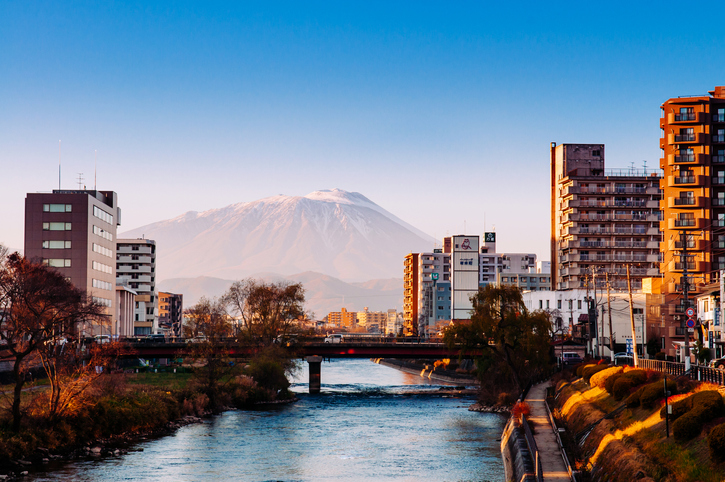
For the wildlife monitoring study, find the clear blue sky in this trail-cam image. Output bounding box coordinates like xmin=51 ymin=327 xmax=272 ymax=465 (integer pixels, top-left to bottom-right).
xmin=2 ymin=1 xmax=724 ymax=261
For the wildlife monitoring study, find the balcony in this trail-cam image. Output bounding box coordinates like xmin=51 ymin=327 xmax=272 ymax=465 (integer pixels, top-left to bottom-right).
xmin=579 ymin=241 xmax=611 ymax=248
xmin=668 ymin=260 xmax=708 ymax=273
xmin=713 ymin=177 xmax=725 ymax=185
xmin=668 ymin=217 xmax=703 ymax=230
xmin=668 ymin=111 xmax=702 ymax=124
xmin=668 ymin=132 xmax=703 ymax=145
xmin=668 ymin=196 xmax=704 ymax=208
xmin=670 ymin=174 xmax=699 ymax=185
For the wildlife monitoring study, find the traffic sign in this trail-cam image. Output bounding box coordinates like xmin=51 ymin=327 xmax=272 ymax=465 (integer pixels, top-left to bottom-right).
xmin=685 ymin=307 xmax=695 ymax=318
xmin=686 ymin=318 xmax=696 ymax=328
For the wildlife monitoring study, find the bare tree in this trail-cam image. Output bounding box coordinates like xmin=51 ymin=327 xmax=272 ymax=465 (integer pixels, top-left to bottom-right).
xmin=0 ymin=252 xmax=104 ymax=431
xmin=224 ymin=279 xmax=305 ymax=346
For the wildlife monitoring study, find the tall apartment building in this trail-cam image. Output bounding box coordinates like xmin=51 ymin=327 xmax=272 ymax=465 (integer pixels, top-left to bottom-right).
xmin=24 ymin=190 xmax=121 ymax=336
xmin=326 ymin=307 xmax=357 ymax=328
xmin=356 ymin=308 xmax=387 ymax=332
xmin=159 ymin=291 xmax=183 ymax=336
xmin=659 ymin=86 xmax=725 ymax=353
xmin=116 ymin=238 xmax=158 ymax=335
xmin=550 ymin=143 xmax=663 ymax=292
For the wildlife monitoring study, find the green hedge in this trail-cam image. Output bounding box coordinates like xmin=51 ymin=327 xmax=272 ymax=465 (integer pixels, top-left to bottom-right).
xmin=612 ymin=370 xmax=648 ymax=401
xmin=669 ymin=390 xmax=725 ymax=442
xmin=640 ymin=379 xmax=677 ymax=409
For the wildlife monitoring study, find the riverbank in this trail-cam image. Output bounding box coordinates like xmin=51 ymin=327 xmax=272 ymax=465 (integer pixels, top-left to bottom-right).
xmin=373 ymin=358 xmax=479 ymax=385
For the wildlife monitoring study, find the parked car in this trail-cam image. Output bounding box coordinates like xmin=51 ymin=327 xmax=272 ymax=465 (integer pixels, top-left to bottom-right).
xmin=324 ymin=334 xmax=343 ymax=344
xmin=145 ymin=334 xmax=166 ymax=343
xmin=709 ymin=357 xmax=725 ymax=369
xmin=559 ymin=352 xmax=583 ymax=366
xmin=94 ymin=335 xmax=111 ymax=344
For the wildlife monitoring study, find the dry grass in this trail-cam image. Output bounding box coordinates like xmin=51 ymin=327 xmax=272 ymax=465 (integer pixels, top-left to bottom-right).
xmin=556 ymin=377 xmax=725 ymax=481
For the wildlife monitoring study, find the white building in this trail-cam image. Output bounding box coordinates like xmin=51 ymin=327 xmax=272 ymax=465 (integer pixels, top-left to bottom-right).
xmin=116 ymin=238 xmax=158 ymax=335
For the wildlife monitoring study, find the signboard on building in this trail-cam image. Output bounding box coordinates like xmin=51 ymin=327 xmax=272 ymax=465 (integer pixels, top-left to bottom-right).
xmin=484 ymin=232 xmax=496 ymax=243
xmin=452 ymin=235 xmax=480 ymax=320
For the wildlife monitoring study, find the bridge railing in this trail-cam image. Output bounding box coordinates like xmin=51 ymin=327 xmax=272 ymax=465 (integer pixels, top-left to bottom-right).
xmin=615 ymin=357 xmax=725 ymax=386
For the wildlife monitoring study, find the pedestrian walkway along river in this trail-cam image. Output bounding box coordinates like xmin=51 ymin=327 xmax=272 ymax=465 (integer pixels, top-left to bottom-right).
xmin=27 ymin=359 xmax=506 ymax=482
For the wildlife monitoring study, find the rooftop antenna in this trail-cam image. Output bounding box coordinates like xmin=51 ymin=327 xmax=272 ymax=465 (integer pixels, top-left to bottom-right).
xmin=464 ymin=219 xmax=467 ymax=234
xmin=94 ymin=150 xmax=97 ymax=190
xmin=58 ymin=140 xmax=61 ymax=190
xmin=643 ymin=160 xmax=647 ymax=175
xmin=77 ymin=173 xmax=84 ymax=190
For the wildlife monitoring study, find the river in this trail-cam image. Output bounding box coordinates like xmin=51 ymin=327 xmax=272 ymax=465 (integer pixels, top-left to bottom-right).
xmin=28 ymin=359 xmax=506 ymax=481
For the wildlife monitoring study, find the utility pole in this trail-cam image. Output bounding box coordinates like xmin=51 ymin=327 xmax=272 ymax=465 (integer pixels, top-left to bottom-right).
xmin=681 ymin=231 xmax=691 ymax=372
xmin=627 ymin=264 xmax=639 ymax=367
xmin=592 ymin=269 xmax=598 ymax=358
xmin=607 ymin=271 xmax=614 ymax=362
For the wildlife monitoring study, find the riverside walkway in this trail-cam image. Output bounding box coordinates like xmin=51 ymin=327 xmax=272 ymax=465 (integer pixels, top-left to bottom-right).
xmin=524 ymin=382 xmax=573 ymax=481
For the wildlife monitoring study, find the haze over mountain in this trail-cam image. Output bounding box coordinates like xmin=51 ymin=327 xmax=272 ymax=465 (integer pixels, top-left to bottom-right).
xmin=121 ymin=189 xmax=435 ymax=283
xmin=158 ymin=272 xmax=403 ymax=318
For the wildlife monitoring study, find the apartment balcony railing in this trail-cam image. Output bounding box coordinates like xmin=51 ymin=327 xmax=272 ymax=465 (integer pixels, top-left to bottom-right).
xmin=675 ymin=154 xmax=695 ymax=163
xmin=675 ymin=134 xmax=696 ymax=142
xmin=674 ymin=219 xmax=696 ymax=227
xmin=579 ymin=241 xmax=611 ymax=248
xmin=674 ymin=113 xmax=697 ymax=121
xmin=673 ymin=176 xmax=696 ymax=184
xmin=673 ymin=197 xmax=696 ymax=205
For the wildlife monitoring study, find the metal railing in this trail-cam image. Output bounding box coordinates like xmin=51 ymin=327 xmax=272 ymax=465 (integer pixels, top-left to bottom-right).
xmin=617 ymin=357 xmax=725 ymax=386
xmin=521 ymin=415 xmax=544 ymax=482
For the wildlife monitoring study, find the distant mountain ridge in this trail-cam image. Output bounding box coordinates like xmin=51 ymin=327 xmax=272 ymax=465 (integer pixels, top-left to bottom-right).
xmin=121 ymin=189 xmax=435 ymax=282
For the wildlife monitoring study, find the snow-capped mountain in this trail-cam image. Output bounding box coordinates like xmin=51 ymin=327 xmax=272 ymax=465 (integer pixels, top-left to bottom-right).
xmin=120 ymin=189 xmax=435 ymax=282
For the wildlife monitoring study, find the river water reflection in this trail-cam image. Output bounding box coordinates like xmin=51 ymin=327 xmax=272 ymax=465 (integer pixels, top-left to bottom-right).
xmin=29 ymin=359 xmax=505 ymax=481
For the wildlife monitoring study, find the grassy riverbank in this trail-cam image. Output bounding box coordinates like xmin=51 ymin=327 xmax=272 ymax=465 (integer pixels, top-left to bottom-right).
xmin=553 ymin=365 xmax=725 ymax=482
xmin=0 ymin=357 xmax=297 ymax=473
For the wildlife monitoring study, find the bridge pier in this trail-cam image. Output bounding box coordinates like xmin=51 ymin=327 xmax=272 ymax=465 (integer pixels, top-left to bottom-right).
xmin=306 ymin=355 xmax=323 ymax=394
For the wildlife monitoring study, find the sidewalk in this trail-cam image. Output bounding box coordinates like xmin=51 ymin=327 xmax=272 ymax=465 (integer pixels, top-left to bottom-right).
xmin=525 ymin=382 xmax=572 ymax=481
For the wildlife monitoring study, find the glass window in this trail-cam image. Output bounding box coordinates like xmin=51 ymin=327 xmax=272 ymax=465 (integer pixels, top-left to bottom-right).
xmin=43 ymin=222 xmax=71 ymax=231
xmin=43 ymin=204 xmax=72 ymax=212
xmin=43 ymin=258 xmax=71 ymax=267
xmin=557 ymin=300 xmax=562 ymax=309
xmin=42 ymin=240 xmax=71 ymax=249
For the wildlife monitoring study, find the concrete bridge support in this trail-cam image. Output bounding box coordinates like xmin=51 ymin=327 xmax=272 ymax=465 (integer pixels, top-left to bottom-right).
xmin=306 ymin=356 xmax=323 ymax=394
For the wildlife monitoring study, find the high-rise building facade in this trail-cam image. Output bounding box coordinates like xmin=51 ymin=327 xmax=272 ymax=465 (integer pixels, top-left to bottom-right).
xmin=659 ymin=86 xmax=725 ymax=354
xmin=159 ymin=291 xmax=183 ymax=336
xmin=550 ymin=143 xmax=663 ymax=292
xmin=24 ymin=190 xmax=121 ymax=335
xmin=116 ymin=238 xmax=157 ymax=335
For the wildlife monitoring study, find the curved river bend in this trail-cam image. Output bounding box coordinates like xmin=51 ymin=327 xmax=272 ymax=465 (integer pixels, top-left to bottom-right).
xmin=29 ymin=359 xmax=505 ymax=481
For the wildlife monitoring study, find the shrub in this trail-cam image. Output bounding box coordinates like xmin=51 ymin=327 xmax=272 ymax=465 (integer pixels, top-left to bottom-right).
xmin=512 ymin=401 xmax=531 ymax=419
xmin=497 ymin=392 xmax=515 ymax=407
xmin=660 ymin=396 xmax=692 ymax=421
xmin=605 ymin=372 xmax=624 ymax=394
xmin=582 ymin=364 xmax=609 ymax=382
xmin=639 ymin=379 xmax=677 ymax=409
xmin=673 ymin=410 xmax=703 ymax=441
xmin=590 ymin=366 xmax=623 ymax=389
xmin=692 ymin=390 xmax=725 ymax=420
xmin=613 ymin=377 xmax=639 ymax=401
xmin=708 ymin=423 xmax=725 ymax=462
xmin=576 ymin=363 xmax=595 ymax=378
xmin=625 ymin=386 xmax=645 ymax=407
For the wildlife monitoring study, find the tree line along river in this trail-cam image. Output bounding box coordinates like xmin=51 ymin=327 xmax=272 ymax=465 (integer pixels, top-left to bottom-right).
xmin=28 ymin=359 xmax=506 ymax=482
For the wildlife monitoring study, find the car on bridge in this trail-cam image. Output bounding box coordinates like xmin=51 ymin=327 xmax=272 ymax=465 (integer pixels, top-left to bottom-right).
xmin=324 ymin=334 xmax=343 ymax=344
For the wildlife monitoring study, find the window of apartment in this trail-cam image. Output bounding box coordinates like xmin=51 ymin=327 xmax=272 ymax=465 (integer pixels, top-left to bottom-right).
xmin=438 ymin=306 xmax=443 ymax=310
xmin=93 ymin=243 xmax=113 ymax=258
xmin=93 ymin=205 xmax=113 ymax=225
xmin=568 ymin=300 xmax=573 ymax=310
xmin=43 ymin=222 xmax=71 ymax=231
xmin=578 ymin=300 xmax=582 ymax=309
xmin=43 ymin=204 xmax=72 ymax=212
xmin=43 ymin=258 xmax=71 ymax=268
xmin=539 ymin=300 xmax=543 ymax=309
xmin=502 ymin=277 xmax=508 ymax=282
xmin=540 ymin=277 xmax=547 ymax=283
xmin=92 ymin=260 xmax=113 ymax=274
xmin=615 ymin=183 xmax=626 ymax=193
xmin=546 ymin=300 xmax=550 ymax=309
xmin=93 ymin=225 xmax=113 ymax=241
xmin=93 ymin=296 xmax=112 ymax=308
xmin=557 ymin=300 xmax=562 ymax=309
xmin=42 ymin=240 xmax=71 ymax=249
xmin=592 ymin=149 xmax=601 ymax=157
xmin=92 ymin=279 xmax=113 ymax=291
xmin=520 ymin=277 xmax=527 ymax=282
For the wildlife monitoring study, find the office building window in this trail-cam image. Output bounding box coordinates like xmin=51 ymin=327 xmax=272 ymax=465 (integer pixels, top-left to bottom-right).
xmin=43 ymin=258 xmax=71 ymax=268
xmin=93 ymin=225 xmax=113 ymax=241
xmin=92 ymin=260 xmax=113 ymax=274
xmin=557 ymin=300 xmax=562 ymax=309
xmin=93 ymin=205 xmax=114 ymax=224
xmin=42 ymin=240 xmax=71 ymax=249
xmin=43 ymin=222 xmax=71 ymax=231
xmin=93 ymin=243 xmax=113 ymax=258
xmin=43 ymin=204 xmax=72 ymax=212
